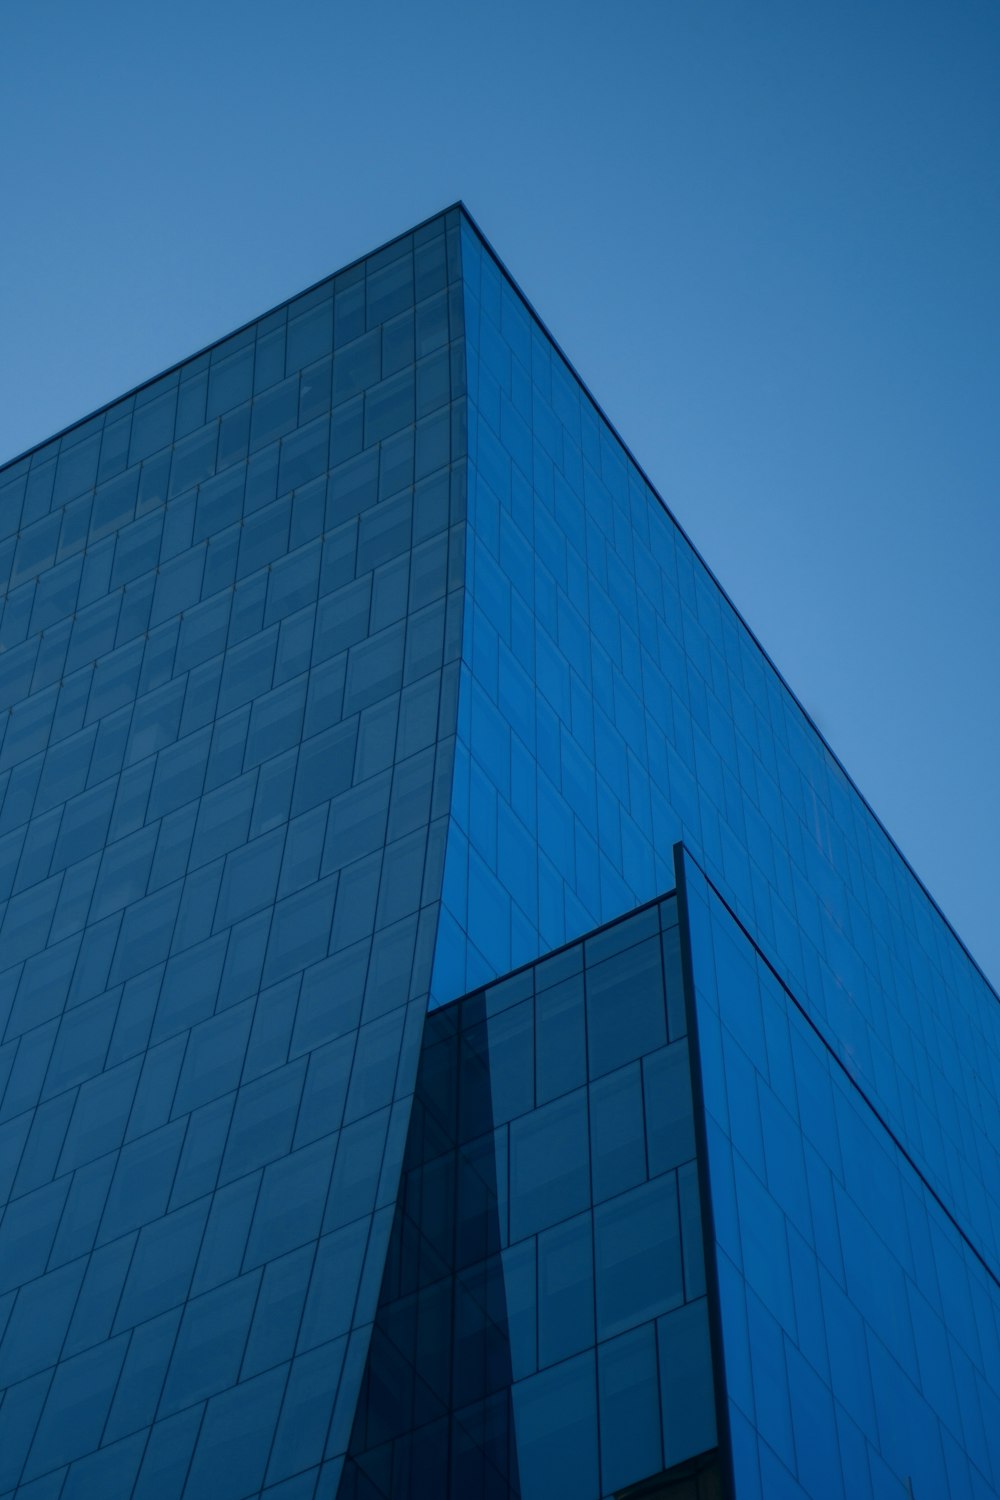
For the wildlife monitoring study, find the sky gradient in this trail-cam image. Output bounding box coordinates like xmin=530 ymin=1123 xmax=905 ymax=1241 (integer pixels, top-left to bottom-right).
xmin=2 ymin=0 xmax=998 ymax=985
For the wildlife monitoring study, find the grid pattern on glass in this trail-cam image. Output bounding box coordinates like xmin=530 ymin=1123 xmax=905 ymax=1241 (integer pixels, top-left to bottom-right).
xmin=434 ymin=214 xmax=1000 ymax=1301
xmin=680 ymin=847 xmax=1000 ymax=1500
xmin=0 ymin=210 xmax=466 ymax=1499
xmin=3 ymin=200 xmax=998 ymax=1500
xmin=344 ymin=895 xmax=717 ymax=1500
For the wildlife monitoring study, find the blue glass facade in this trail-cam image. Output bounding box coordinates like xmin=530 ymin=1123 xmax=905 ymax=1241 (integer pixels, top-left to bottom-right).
xmin=680 ymin=850 xmax=1000 ymax=1500
xmin=0 ymin=212 xmax=469 ymax=1499
xmin=1 ymin=204 xmax=998 ymax=1499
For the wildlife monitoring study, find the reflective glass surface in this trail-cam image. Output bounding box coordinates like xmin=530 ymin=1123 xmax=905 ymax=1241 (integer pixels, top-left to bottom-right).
xmin=3 ymin=203 xmax=999 ymax=1500
xmin=435 ymin=213 xmax=1000 ymax=1499
xmin=0 ymin=209 xmax=467 ymax=1499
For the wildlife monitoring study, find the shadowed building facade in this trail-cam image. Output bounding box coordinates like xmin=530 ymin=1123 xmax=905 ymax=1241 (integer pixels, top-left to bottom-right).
xmin=0 ymin=206 xmax=998 ymax=1500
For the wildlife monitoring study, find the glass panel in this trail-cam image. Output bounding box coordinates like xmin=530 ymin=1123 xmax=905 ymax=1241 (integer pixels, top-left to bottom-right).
xmin=513 ymin=1351 xmax=599 ymax=1500
xmin=508 ymin=1089 xmax=589 ymax=1242
xmin=594 ymin=1174 xmax=684 ymax=1340
xmin=537 ymin=1212 xmax=594 ymax=1368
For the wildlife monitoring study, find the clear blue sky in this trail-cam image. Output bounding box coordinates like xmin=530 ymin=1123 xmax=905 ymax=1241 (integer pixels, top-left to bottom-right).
xmin=2 ymin=0 xmax=998 ymax=987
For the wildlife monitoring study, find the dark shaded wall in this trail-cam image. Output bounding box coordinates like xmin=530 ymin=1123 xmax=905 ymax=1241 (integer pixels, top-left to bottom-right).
xmin=345 ymin=894 xmax=718 ymax=1500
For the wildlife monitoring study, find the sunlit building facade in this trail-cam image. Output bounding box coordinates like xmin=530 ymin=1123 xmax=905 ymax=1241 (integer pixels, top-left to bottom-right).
xmin=1 ymin=206 xmax=998 ymax=1499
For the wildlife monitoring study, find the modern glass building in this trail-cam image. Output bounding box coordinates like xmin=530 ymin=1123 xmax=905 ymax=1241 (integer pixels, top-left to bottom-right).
xmin=1 ymin=205 xmax=998 ymax=1500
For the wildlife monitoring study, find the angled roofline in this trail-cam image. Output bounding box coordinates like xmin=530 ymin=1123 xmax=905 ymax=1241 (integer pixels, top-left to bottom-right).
xmin=0 ymin=203 xmax=466 ymax=476
xmin=2 ymin=200 xmax=995 ymax=1004
xmin=454 ymin=202 xmax=999 ymax=1007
